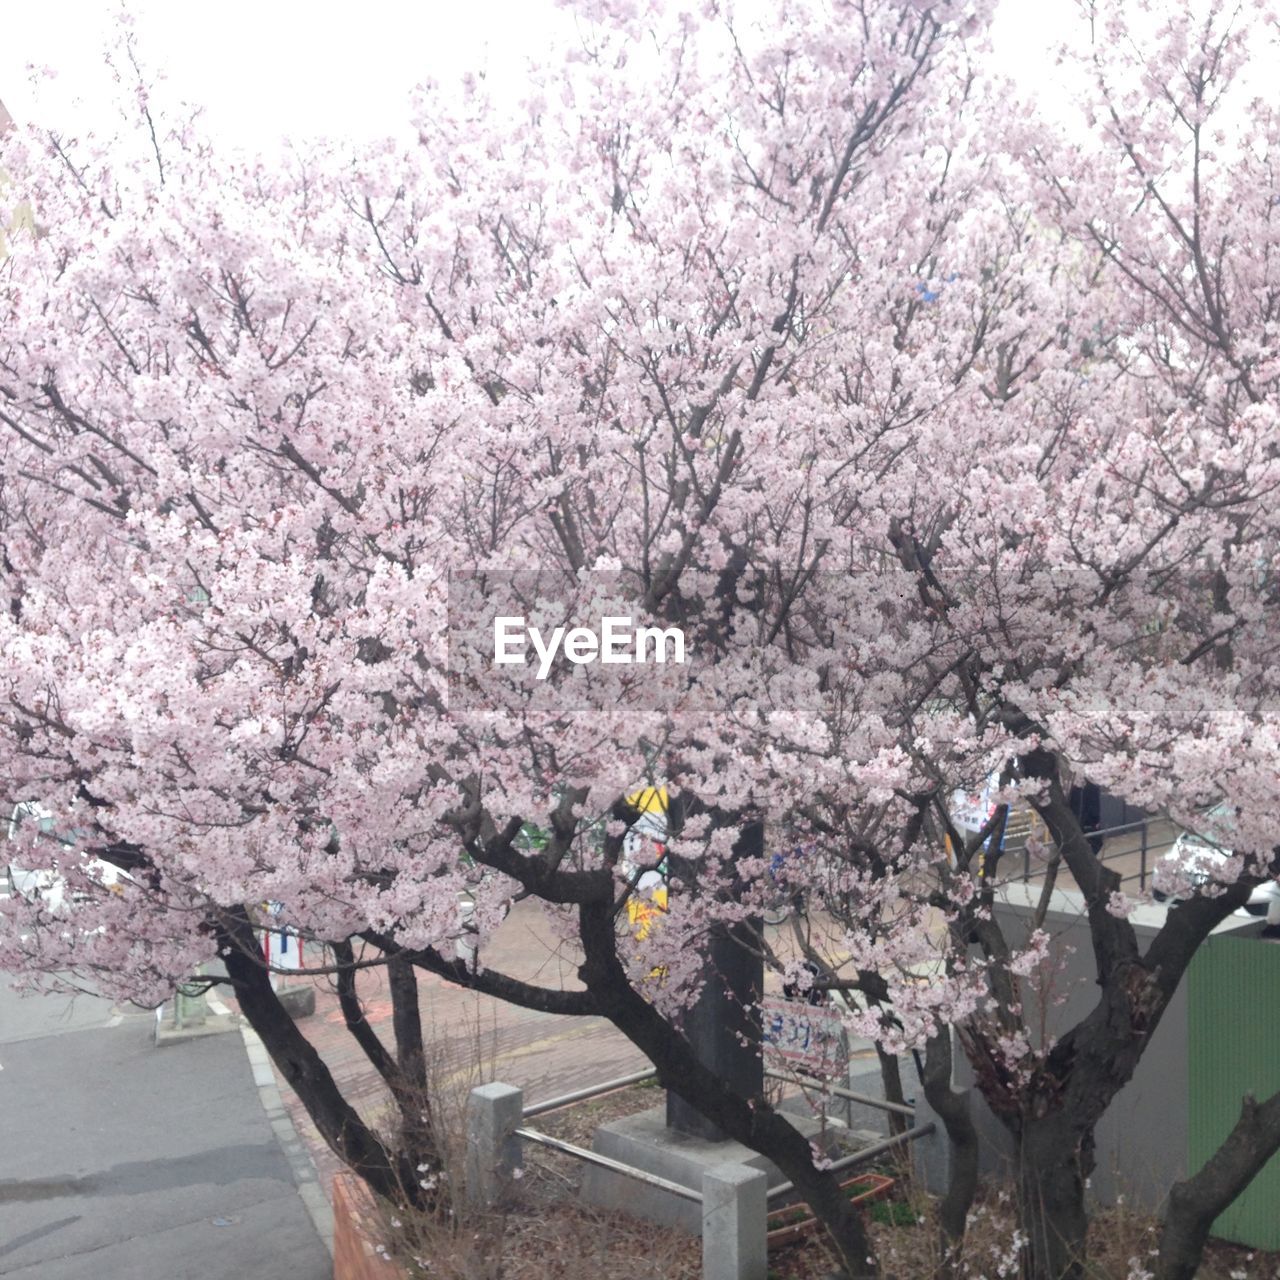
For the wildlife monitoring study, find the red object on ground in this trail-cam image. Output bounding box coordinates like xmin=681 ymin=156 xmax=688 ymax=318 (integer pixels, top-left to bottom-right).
xmin=765 ymin=1172 xmax=896 ymax=1249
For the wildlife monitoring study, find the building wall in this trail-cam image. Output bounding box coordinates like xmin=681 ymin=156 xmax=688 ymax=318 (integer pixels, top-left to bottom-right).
xmin=1187 ymin=934 xmax=1280 ymax=1248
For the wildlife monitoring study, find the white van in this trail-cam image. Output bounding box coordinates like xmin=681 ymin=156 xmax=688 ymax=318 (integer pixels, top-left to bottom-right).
xmin=6 ymin=801 xmax=131 ymax=911
xmin=1151 ymin=805 xmax=1280 ymax=924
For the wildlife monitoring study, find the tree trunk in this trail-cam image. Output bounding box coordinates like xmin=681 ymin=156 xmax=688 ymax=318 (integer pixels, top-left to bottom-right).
xmin=332 ymin=939 xmax=402 ymax=1088
xmin=1017 ymin=1118 xmax=1091 ymax=1280
xmin=219 ymin=913 xmax=422 ymax=1207
xmin=389 ymin=953 xmax=428 ymax=1091
xmin=665 ymin=817 xmax=764 ymax=1140
xmin=575 ymin=895 xmax=878 ymax=1279
xmin=388 ymin=952 xmax=435 ymax=1168
xmin=1154 ymin=1087 xmax=1280 ymax=1280
xmin=921 ymin=1032 xmax=978 ymax=1276
xmin=876 ymin=1042 xmax=909 ymax=1138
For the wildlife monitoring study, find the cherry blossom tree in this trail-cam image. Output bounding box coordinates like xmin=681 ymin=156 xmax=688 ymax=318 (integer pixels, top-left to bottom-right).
xmin=0 ymin=5 xmax=1007 ymax=1274
xmin=1004 ymin=6 xmax=1280 ymax=1276
xmin=763 ymin=4 xmax=1280 ymax=1277
xmin=3 ymin=3 xmax=1280 ymax=1279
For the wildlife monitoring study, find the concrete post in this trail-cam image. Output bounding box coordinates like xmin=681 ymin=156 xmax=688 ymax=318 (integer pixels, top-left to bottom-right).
xmin=701 ymin=1162 xmax=767 ymax=1280
xmin=465 ymin=1082 xmax=524 ymax=1208
xmin=173 ymin=969 xmax=209 ymax=1029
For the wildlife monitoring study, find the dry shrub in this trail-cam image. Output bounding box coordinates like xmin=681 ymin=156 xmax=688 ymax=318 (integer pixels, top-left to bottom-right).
xmin=372 ymin=1142 xmax=700 ymax=1280
xmin=370 ymin=1073 xmax=697 ymax=1280
xmin=363 ymin=1037 xmax=1280 ymax=1280
xmin=1086 ymin=1201 xmax=1278 ymax=1280
xmin=868 ymin=1174 xmax=1280 ymax=1280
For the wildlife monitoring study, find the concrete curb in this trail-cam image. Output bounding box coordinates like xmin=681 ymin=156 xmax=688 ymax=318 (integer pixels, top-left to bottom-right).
xmin=153 ymin=1008 xmax=241 ymax=1046
xmin=219 ymin=994 xmax=336 ymax=1258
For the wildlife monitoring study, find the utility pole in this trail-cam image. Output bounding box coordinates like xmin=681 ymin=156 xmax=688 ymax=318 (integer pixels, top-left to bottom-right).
xmin=664 ymin=812 xmax=765 ymax=1140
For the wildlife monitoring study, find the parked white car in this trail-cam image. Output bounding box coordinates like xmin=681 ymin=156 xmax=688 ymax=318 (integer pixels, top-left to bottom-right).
xmin=1152 ymin=807 xmax=1280 ymax=923
xmin=6 ymin=801 xmax=131 ymax=911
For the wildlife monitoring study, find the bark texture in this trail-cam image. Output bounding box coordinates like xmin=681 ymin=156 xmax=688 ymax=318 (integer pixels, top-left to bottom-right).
xmin=1016 ymin=1118 xmax=1091 ymax=1280
xmin=575 ymin=895 xmax=879 ymax=1279
xmin=921 ymin=1032 xmax=979 ymax=1276
xmin=1155 ymin=1088 xmax=1280 ymax=1280
xmin=876 ymin=1042 xmax=909 ymax=1138
xmin=219 ymin=914 xmax=422 ymax=1206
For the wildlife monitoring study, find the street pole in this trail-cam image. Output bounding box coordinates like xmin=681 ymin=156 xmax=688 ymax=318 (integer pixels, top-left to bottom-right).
xmin=665 ymin=816 xmax=765 ymax=1140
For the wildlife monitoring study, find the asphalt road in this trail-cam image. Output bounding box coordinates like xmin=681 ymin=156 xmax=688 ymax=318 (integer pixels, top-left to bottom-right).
xmin=0 ymin=981 xmax=330 ymax=1280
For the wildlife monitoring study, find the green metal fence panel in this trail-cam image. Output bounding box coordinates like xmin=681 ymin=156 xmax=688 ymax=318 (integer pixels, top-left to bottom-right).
xmin=1187 ymin=934 xmax=1280 ymax=1250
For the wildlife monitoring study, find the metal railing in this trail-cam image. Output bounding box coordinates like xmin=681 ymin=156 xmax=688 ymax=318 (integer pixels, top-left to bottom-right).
xmin=1015 ymin=816 xmax=1180 ymax=894
xmin=516 ymin=1115 xmax=937 ymax=1210
xmin=516 ymin=1068 xmax=695 ymax=1199
xmin=512 ymin=1066 xmax=932 ymax=1209
xmin=522 ymin=1067 xmax=657 ymax=1119
xmin=764 ymin=1122 xmax=935 ymax=1203
xmin=515 ymin=1068 xmax=707 ymax=1204
xmin=526 ymin=1064 xmax=917 ymax=1125
xmin=514 ymin=1126 xmax=703 ymax=1201
xmin=764 ymin=1066 xmax=916 ymax=1118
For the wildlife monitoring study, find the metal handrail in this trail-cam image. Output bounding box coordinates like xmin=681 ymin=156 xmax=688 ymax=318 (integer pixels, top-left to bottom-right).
xmin=514 ymin=1126 xmax=703 ymax=1202
xmin=764 ymin=1067 xmax=916 ymax=1117
xmin=1014 ymin=814 xmax=1183 ymax=893
xmin=515 ymin=1119 xmax=935 ymax=1208
xmin=525 ymin=1064 xmax=919 ymax=1122
xmin=522 ymin=1068 xmax=657 ymax=1119
xmin=765 ymin=1122 xmax=936 ymax=1203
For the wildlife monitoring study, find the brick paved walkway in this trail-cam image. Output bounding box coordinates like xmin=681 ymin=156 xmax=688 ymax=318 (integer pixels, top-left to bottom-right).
xmin=246 ymin=900 xmax=876 ymax=1199
xmin=256 ymin=901 xmax=652 ymax=1194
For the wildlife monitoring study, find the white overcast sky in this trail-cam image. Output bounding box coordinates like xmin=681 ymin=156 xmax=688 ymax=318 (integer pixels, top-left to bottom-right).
xmin=1 ymin=1 xmax=1082 ymax=146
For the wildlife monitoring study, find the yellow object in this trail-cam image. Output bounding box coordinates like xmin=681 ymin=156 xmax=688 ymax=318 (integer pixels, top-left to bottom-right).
xmin=626 ymin=884 xmax=668 ymax=940
xmin=627 ymin=881 xmax=669 ymax=981
xmin=625 ymin=786 xmax=668 ymax=816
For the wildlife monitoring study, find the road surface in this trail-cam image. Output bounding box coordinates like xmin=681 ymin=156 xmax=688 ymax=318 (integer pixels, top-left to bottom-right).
xmin=0 ymin=980 xmax=329 ymax=1280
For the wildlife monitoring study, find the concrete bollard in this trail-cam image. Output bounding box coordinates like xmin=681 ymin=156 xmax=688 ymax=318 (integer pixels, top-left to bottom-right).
xmin=465 ymin=1082 xmax=524 ymax=1208
xmin=702 ymin=1162 xmax=768 ymax=1280
xmin=173 ymin=976 xmax=209 ymax=1029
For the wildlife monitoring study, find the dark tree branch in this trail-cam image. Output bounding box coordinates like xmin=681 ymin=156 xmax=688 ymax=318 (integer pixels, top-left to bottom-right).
xmin=330 ymin=939 xmax=402 ymax=1091
xmin=922 ymin=1030 xmax=979 ymax=1276
xmin=217 ymin=911 xmax=423 ymax=1206
xmin=358 ymin=929 xmax=601 ymax=1017
xmin=1155 ymin=1087 xmax=1280 ymax=1280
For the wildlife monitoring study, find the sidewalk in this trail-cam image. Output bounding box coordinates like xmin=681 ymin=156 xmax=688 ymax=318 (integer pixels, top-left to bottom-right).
xmin=0 ymin=981 xmax=330 ymax=1280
